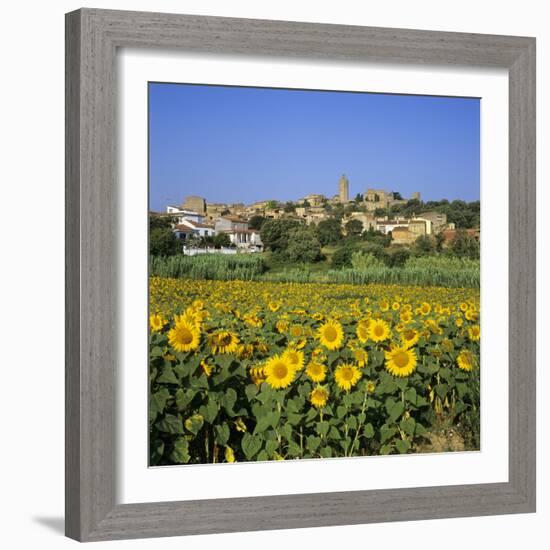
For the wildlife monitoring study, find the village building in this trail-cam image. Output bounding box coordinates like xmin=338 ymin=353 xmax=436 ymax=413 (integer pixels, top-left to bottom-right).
xmin=214 ymin=215 xmax=263 ymax=250
xmin=338 ymin=174 xmax=349 ymax=203
xmin=181 ymin=195 xmax=207 ymax=216
xmin=417 ymin=211 xmax=447 ymax=233
xmin=165 ymin=206 xmax=204 ymax=225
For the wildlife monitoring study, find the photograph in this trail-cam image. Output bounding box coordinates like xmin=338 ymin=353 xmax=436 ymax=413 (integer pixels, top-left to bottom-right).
xmin=147 ymin=82 xmax=481 ymax=466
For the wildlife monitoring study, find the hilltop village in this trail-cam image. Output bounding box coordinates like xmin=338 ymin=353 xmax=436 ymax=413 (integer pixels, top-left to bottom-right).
xmin=151 ymin=175 xmax=479 ymax=254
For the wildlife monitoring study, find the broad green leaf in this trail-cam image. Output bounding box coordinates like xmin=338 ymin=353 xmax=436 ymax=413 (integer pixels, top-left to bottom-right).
xmin=170 ymin=437 xmax=190 ymax=463
xmin=156 ymin=366 xmax=179 ymax=385
xmin=395 ymin=439 xmax=411 ymax=454
xmin=306 ymin=436 xmax=321 ymax=452
xmin=241 ymin=433 xmax=262 ymax=460
xmin=400 ymin=417 xmax=416 ymax=436
xmin=363 ymin=423 xmax=375 ymax=438
xmin=184 ymin=414 xmax=204 ymax=435
xmin=156 ymin=414 xmax=183 ymax=434
xmin=214 ymin=423 xmax=230 ymax=446
xmin=316 ymin=421 xmax=330 ymax=437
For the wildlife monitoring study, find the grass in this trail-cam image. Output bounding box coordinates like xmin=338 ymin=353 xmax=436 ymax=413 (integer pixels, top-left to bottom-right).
xmin=150 ymin=252 xmax=479 ymax=288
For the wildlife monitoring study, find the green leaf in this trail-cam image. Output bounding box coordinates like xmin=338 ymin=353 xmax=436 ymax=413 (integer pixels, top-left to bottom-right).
xmin=380 ymin=424 xmax=397 ymax=444
xmin=257 ymin=450 xmax=269 ymax=461
xmin=316 ymin=421 xmax=330 ymax=437
xmin=175 ymin=388 xmax=196 ymax=410
xmin=184 ymin=414 xmax=204 ymax=435
xmin=306 ymin=436 xmax=321 ymax=452
xmin=380 ymin=444 xmax=393 ymax=455
xmin=404 ymin=387 xmax=417 ymax=405
xmin=245 ymin=384 xmax=259 ymax=401
xmin=241 ymin=433 xmax=262 ymax=460
xmin=156 ymin=366 xmax=179 ymax=385
xmin=435 ymin=384 xmax=449 ymax=399
xmin=319 ymin=446 xmax=333 ymax=458
xmin=363 ymin=423 xmax=375 ymax=438
xmin=265 ymin=439 xmax=279 ymax=457
xmin=214 ymin=423 xmax=230 ymax=446
xmin=328 ymin=426 xmax=341 ymax=440
xmin=150 ymin=388 xmax=171 ymax=416
xmin=170 ymin=437 xmax=190 ymax=463
xmin=280 ymin=423 xmax=293 ymax=441
xmin=287 ymin=441 xmax=301 ymax=457
xmin=150 ymin=346 xmax=164 ymax=357
xmin=387 ymin=401 xmax=405 ymax=423
xmin=395 ymin=439 xmax=411 ymax=454
xmin=222 ymin=388 xmax=238 ymax=415
xmin=199 ymin=400 xmax=219 ymax=423
xmin=400 ymin=417 xmax=416 ymax=436
xmin=254 ymin=412 xmax=277 ymax=435
xmin=415 ymin=422 xmax=428 ymax=436
xmin=156 ymin=414 xmax=183 ymax=434
xmin=336 ymin=405 xmax=347 ymax=418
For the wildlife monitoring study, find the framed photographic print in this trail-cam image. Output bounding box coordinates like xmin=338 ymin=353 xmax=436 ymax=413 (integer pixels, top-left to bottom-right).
xmin=65 ymin=8 xmax=536 ymax=542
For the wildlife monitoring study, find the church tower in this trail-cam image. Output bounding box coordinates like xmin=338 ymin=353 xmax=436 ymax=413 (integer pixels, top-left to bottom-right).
xmin=338 ymin=174 xmax=349 ymax=203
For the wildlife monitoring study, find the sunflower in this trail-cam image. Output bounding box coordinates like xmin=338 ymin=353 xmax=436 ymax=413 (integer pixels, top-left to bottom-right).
xmin=200 ymin=360 xmax=213 ymax=377
xmin=168 ymin=318 xmax=201 ymax=353
xmin=224 ymin=446 xmax=236 ymax=463
xmin=249 ymin=365 xmax=266 ymax=386
xmin=353 ymin=348 xmax=368 ymax=367
xmin=468 ymin=325 xmax=480 ymax=341
xmin=317 ymin=320 xmax=344 ymax=350
xmin=367 ymin=380 xmax=376 ymax=393
xmin=420 ymin=302 xmax=432 ymax=315
xmin=401 ymin=328 xmax=420 ymax=348
xmin=149 ymin=313 xmax=167 ymax=332
xmin=289 ymin=324 xmax=304 ymax=338
xmin=384 ymin=345 xmax=417 ymax=377
xmin=356 ymin=319 xmax=371 ymax=343
xmin=457 ymin=349 xmax=476 ymax=371
xmin=276 ymin=319 xmax=289 ymax=333
xmin=368 ymin=319 xmax=391 ymax=342
xmin=268 ymin=301 xmax=281 ymax=312
xmin=264 ymin=354 xmax=296 ymax=389
xmin=305 ymin=362 xmax=326 ymax=383
xmin=282 ymin=348 xmax=305 ymax=370
xmin=334 ymin=363 xmax=362 ymax=391
xmin=310 ymin=386 xmax=329 ymax=408
xmin=209 ymin=330 xmax=239 ymax=355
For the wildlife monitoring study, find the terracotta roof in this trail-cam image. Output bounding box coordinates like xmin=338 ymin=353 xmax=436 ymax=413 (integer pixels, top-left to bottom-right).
xmin=174 ymin=225 xmax=194 ymax=233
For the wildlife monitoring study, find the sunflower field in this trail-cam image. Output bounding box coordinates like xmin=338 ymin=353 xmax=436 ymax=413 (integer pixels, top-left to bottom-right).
xmin=149 ymin=276 xmax=480 ymax=465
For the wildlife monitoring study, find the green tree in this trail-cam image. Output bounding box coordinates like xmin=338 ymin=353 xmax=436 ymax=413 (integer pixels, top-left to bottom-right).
xmin=331 ymin=243 xmax=358 ymax=268
xmin=414 ymin=234 xmax=435 ymax=255
xmin=354 ymin=193 xmax=363 ymax=203
xmin=283 ymin=201 xmax=296 ymax=213
xmin=150 ymin=228 xmax=180 ymax=256
xmin=248 ymin=215 xmax=265 ymax=230
xmin=265 ymin=200 xmax=278 ymax=210
xmin=260 ymin=219 xmax=301 ymax=253
xmin=316 ymin=218 xmax=343 ymax=246
xmin=450 ymin=230 xmax=480 ymax=259
xmin=286 ymin=227 xmax=322 ymax=263
xmin=435 ymin=232 xmax=445 ymax=253
xmin=345 ymin=218 xmax=363 ymax=237
xmin=213 ymin=232 xmax=231 ymax=248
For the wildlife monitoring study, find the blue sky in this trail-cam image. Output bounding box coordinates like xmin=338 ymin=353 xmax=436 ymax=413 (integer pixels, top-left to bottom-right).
xmin=149 ymin=83 xmax=479 ymax=211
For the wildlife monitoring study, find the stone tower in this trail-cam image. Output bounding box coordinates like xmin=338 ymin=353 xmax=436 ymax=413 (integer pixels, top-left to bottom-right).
xmin=338 ymin=174 xmax=349 ymax=203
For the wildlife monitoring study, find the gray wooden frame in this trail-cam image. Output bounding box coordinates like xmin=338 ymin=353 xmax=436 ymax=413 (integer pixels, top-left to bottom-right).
xmin=65 ymin=8 xmax=536 ymax=542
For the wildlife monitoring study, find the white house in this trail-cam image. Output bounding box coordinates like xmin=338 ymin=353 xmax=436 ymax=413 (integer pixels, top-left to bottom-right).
xmin=166 ymin=206 xmax=204 ymax=224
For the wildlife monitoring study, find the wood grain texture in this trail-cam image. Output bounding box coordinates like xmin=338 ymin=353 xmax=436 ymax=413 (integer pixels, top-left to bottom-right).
xmin=65 ymin=8 xmax=536 ymax=542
